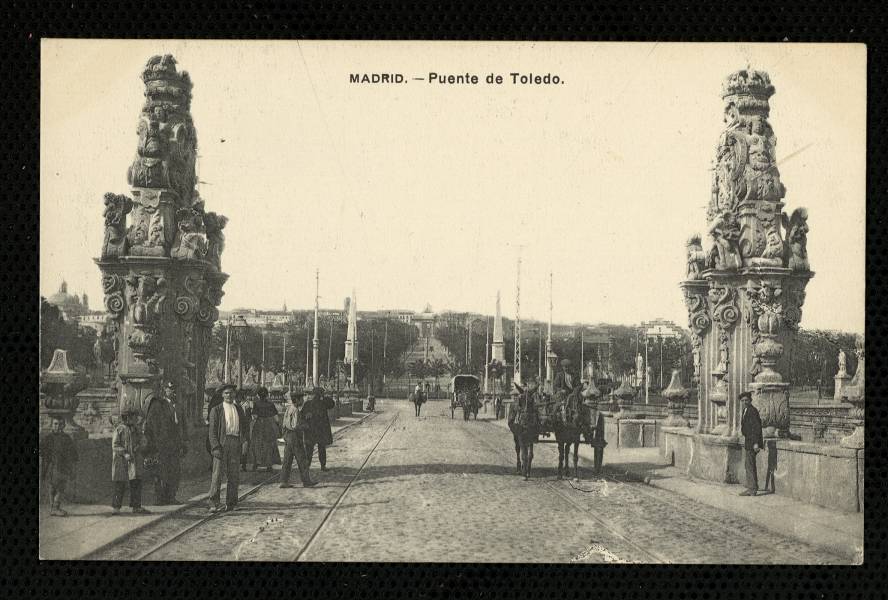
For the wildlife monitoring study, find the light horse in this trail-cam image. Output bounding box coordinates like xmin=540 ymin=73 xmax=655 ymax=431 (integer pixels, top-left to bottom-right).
xmin=508 ymin=384 xmax=540 ymax=480
xmin=554 ymin=383 xmax=603 ymax=480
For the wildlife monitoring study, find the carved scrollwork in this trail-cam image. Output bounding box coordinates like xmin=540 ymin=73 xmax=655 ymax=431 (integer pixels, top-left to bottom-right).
xmin=708 ymin=285 xmax=740 ymax=332
xmin=102 ymin=274 xmax=126 ymax=317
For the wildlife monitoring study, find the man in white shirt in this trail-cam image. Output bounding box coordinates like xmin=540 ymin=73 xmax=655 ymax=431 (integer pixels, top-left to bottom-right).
xmin=207 ymin=385 xmax=247 ymax=512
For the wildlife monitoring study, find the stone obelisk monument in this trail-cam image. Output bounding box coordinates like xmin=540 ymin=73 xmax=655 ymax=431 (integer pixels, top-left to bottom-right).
xmin=97 ymin=55 xmax=228 ymax=424
xmin=672 ymin=69 xmax=813 ymax=481
xmin=344 ymin=289 xmax=358 ymax=387
xmin=491 ymin=291 xmax=505 ymax=363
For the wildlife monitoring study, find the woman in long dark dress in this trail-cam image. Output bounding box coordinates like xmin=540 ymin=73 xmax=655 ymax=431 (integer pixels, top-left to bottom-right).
xmin=249 ymin=386 xmax=281 ymax=471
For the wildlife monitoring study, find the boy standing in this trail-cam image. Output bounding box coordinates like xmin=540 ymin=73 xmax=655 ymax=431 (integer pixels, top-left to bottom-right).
xmin=111 ymin=408 xmax=151 ymax=514
xmin=40 ymin=416 xmax=78 ymax=517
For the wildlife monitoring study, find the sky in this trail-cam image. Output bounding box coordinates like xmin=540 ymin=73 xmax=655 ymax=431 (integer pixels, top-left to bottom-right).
xmin=40 ymin=40 xmax=866 ymax=333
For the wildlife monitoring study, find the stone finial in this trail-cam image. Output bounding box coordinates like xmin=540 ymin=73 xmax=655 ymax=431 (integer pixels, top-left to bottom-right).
xmin=662 ymin=368 xmax=690 ymax=427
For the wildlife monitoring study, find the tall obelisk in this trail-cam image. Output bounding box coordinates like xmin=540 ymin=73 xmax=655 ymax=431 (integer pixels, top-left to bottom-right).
xmin=492 ymin=291 xmax=505 ymax=363
xmin=545 ymin=271 xmax=556 ymax=387
xmin=513 ymin=257 xmax=522 ymax=387
xmin=312 ymin=269 xmax=319 ymax=388
xmin=344 ymin=289 xmax=357 ymax=387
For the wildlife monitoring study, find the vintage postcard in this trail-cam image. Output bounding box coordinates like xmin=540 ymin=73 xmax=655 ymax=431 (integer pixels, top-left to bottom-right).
xmin=39 ymin=40 xmax=864 ymax=563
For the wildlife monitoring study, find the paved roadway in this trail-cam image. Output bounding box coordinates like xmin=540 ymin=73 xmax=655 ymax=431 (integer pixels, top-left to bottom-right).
xmin=93 ymin=399 xmax=850 ymax=563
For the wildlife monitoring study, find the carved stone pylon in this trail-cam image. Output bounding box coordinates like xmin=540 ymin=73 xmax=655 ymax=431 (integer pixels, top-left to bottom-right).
xmin=97 ymin=55 xmax=227 ymax=424
xmin=680 ymin=69 xmax=812 ymax=439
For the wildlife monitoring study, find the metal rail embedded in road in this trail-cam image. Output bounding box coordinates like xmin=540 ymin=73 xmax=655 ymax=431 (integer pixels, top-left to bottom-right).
xmin=291 ymin=412 xmax=400 ymax=561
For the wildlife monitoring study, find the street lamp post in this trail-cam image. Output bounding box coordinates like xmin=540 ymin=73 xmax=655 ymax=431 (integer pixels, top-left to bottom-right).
xmin=230 ymin=315 xmax=250 ymax=390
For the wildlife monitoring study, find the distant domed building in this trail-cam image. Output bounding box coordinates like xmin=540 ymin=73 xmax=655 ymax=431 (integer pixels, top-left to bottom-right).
xmin=46 ymin=281 xmax=90 ymax=320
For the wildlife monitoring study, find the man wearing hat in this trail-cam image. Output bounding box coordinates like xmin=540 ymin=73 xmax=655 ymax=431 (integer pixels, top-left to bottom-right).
xmin=206 ymin=384 xmax=248 ymax=512
xmin=739 ymin=391 xmax=764 ymax=496
xmin=553 ymin=359 xmax=576 ymax=396
xmin=144 ymin=381 xmax=186 ymax=505
xmin=279 ymin=390 xmax=316 ymax=488
xmin=111 ymin=408 xmax=151 ymax=515
xmin=304 ymin=387 xmax=335 ymax=472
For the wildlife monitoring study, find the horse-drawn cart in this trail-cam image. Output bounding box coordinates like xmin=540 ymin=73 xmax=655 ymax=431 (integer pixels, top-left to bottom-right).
xmin=451 ymin=374 xmax=481 ymax=420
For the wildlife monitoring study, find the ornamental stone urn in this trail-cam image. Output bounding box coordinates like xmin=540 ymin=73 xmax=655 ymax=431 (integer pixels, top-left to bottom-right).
xmin=662 ymin=368 xmax=690 ymax=427
xmin=612 ymin=380 xmax=637 ymax=419
xmin=40 ymin=349 xmax=90 ymax=439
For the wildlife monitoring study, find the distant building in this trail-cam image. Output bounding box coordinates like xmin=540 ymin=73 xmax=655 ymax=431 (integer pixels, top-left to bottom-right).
xmin=46 ymin=281 xmax=91 ymax=320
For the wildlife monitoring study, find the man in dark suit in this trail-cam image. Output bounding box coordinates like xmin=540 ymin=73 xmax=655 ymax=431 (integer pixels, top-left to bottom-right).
xmin=207 ymin=384 xmax=248 ymax=512
xmin=739 ymin=391 xmax=763 ymax=496
xmin=304 ymin=387 xmax=335 ymax=471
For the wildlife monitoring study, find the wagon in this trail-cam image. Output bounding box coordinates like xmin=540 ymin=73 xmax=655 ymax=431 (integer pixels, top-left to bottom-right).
xmin=451 ymin=374 xmax=481 ymax=420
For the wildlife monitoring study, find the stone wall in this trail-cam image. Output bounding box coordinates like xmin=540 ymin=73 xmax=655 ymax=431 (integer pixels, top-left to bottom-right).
xmin=660 ymin=428 xmax=863 ymax=513
xmin=43 ymin=426 xmax=213 ymax=505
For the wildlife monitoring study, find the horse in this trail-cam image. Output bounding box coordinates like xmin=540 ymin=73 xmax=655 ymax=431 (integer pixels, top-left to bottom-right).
xmin=462 ymin=391 xmax=480 ymax=421
xmin=553 ymin=384 xmax=590 ymax=480
xmin=508 ymin=385 xmax=540 ymax=480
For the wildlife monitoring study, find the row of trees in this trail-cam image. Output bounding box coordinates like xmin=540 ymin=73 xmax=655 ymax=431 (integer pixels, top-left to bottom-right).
xmin=433 ymin=319 xmax=861 ymax=397
xmin=209 ymin=316 xmax=418 ymax=391
xmin=40 ymin=298 xmax=99 ymax=371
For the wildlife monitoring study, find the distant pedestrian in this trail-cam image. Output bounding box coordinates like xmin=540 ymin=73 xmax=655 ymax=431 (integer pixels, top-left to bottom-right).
xmin=111 ymin=408 xmax=151 ymax=515
xmin=237 ymin=390 xmax=253 ymax=471
xmin=144 ymin=381 xmax=186 ymax=505
xmin=207 ymin=384 xmax=248 ymax=512
xmin=40 ymin=416 xmax=78 ymax=517
xmin=279 ymin=391 xmax=316 ymax=488
xmin=413 ymin=383 xmax=425 ymax=417
xmin=739 ymin=391 xmax=763 ymax=497
xmin=250 ymin=386 xmax=281 ymax=471
xmin=304 ymin=387 xmax=335 ymax=471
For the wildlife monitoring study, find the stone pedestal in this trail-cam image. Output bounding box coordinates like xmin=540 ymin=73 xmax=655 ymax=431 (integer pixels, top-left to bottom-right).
xmin=40 ymin=350 xmax=90 ymax=440
xmin=833 ymin=374 xmax=852 ymax=402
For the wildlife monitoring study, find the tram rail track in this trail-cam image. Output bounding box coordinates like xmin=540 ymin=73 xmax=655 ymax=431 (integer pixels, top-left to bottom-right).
xmin=475 ymin=418 xmax=848 ymax=564
xmin=470 ymin=421 xmax=667 ymax=563
xmin=291 ymin=412 xmax=399 ymax=561
xmin=85 ymin=411 xmax=379 ymax=561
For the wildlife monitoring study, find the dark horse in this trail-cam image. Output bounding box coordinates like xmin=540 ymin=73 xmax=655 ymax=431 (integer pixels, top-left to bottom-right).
xmin=554 ymin=384 xmax=606 ymax=479
xmin=554 ymin=384 xmax=589 ymax=480
xmin=508 ymin=384 xmax=539 ymax=480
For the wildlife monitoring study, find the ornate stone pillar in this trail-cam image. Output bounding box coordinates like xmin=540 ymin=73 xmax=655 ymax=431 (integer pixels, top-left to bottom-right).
xmin=680 ymin=68 xmax=813 ymax=441
xmin=96 ymin=55 xmax=228 ymax=423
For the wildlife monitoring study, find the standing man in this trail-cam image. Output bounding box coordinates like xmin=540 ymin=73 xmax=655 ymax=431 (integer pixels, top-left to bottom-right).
xmin=144 ymin=381 xmax=186 ymax=505
xmin=739 ymin=391 xmax=763 ymax=497
xmin=279 ymin=390 xmax=316 ymax=488
xmin=111 ymin=408 xmax=151 ymax=515
xmin=413 ymin=383 xmax=425 ymax=417
xmin=40 ymin=416 xmax=78 ymax=517
xmin=304 ymin=387 xmax=335 ymax=472
xmin=207 ymin=384 xmax=248 ymax=512
xmin=237 ymin=390 xmax=253 ymax=472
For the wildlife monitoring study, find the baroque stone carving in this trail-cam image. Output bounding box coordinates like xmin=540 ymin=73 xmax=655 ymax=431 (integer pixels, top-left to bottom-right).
xmin=782 ymin=208 xmax=810 ymax=272
xmin=125 ymin=274 xmax=168 ymax=362
xmin=171 ymin=206 xmax=207 ymax=260
xmin=686 ymin=234 xmax=706 ymax=280
xmin=101 ymin=193 xmax=133 ymax=259
xmin=102 ymin=274 xmax=126 ymax=317
xmin=203 ymin=211 xmax=228 ymax=271
xmin=707 ymin=211 xmax=743 ymax=270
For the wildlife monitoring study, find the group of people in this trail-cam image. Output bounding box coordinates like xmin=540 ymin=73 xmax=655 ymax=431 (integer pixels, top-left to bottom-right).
xmin=40 ymin=379 xmax=338 ymax=517
xmin=205 ymin=384 xmax=335 ymax=512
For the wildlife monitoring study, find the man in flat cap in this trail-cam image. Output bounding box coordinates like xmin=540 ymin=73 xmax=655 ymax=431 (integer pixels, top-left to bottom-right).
xmin=739 ymin=391 xmax=763 ymax=496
